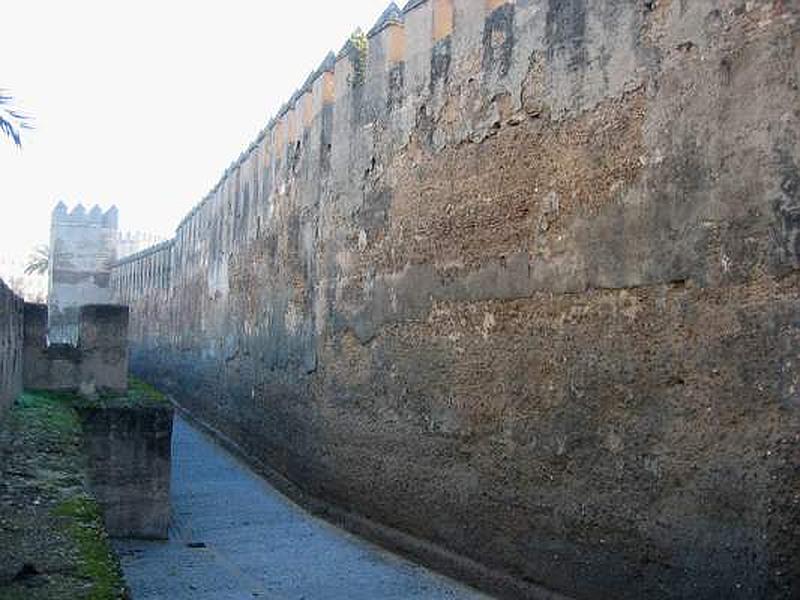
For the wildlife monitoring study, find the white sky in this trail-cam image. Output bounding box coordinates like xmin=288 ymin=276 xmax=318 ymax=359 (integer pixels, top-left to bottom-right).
xmin=0 ymin=0 xmax=393 ymax=260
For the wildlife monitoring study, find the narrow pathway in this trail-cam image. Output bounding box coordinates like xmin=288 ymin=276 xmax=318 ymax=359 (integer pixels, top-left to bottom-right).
xmin=114 ymin=417 xmax=489 ymax=600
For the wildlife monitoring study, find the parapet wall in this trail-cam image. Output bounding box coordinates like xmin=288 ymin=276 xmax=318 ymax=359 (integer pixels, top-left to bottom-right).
xmin=0 ymin=279 xmax=23 ymax=420
xmin=112 ymin=2 xmax=800 ymax=599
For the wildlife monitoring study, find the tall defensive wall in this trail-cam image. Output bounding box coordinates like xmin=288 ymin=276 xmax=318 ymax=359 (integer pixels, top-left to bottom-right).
xmin=111 ymin=2 xmax=800 ymax=598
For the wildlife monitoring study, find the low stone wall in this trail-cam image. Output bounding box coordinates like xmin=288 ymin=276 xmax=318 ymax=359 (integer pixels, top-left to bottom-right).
xmin=0 ymin=279 xmax=23 ymax=420
xmin=24 ymin=303 xmax=129 ymax=395
xmin=80 ymin=403 xmax=173 ymax=540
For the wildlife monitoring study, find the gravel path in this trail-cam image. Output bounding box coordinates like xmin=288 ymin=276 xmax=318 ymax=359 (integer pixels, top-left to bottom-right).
xmin=114 ymin=416 xmax=489 ymax=600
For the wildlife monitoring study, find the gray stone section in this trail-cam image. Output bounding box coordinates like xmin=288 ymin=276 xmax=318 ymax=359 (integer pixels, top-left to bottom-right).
xmin=24 ymin=303 xmax=129 ymax=395
xmin=115 ymin=416 xmax=488 ymax=600
xmin=49 ymin=202 xmax=118 ymax=345
xmin=81 ymin=405 xmax=173 ymax=540
xmin=0 ymin=279 xmax=23 ymax=420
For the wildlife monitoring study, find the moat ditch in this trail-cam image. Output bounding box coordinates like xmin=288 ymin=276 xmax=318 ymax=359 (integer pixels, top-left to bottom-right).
xmin=0 ymin=385 xmax=489 ymax=599
xmin=114 ymin=415 xmax=489 ymax=599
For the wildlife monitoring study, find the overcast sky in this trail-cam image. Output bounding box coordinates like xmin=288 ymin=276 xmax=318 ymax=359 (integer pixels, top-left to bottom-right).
xmin=0 ymin=0 xmax=392 ymax=260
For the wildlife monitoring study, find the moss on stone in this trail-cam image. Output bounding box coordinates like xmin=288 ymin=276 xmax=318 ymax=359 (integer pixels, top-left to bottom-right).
xmin=0 ymin=391 xmax=128 ymax=599
xmin=349 ymin=29 xmax=369 ymax=87
xmin=53 ymin=496 xmax=126 ymax=600
xmin=13 ymin=392 xmax=82 ymax=441
xmin=123 ymin=377 xmax=169 ymax=407
xmin=31 ymin=377 xmax=170 ymax=411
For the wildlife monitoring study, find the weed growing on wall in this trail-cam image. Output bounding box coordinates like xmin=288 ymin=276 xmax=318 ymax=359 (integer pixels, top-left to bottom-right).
xmin=350 ymin=30 xmax=369 ymax=88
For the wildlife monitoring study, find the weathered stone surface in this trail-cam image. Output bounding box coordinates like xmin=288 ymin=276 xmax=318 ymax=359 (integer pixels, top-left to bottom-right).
xmin=24 ymin=304 xmax=130 ymax=395
xmin=78 ymin=305 xmax=130 ymax=394
xmin=0 ymin=279 xmax=23 ymax=421
xmin=113 ymin=2 xmax=800 ymax=598
xmin=80 ymin=404 xmax=173 ymax=540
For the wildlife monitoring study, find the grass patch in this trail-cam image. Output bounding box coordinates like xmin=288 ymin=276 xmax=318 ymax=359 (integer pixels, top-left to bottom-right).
xmin=27 ymin=377 xmax=170 ymax=410
xmin=2 ymin=390 xmax=128 ymax=599
xmin=124 ymin=377 xmax=169 ymax=406
xmin=53 ymin=496 xmax=127 ymax=600
xmin=13 ymin=392 xmax=82 ymax=443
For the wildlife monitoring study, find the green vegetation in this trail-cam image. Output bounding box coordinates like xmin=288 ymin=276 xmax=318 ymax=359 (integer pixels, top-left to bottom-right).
xmin=0 ymin=391 xmax=127 ymax=599
xmin=29 ymin=377 xmax=170 ymax=411
xmin=53 ymin=497 xmax=126 ymax=600
xmin=24 ymin=244 xmax=50 ymax=276
xmin=125 ymin=377 xmax=169 ymax=406
xmin=349 ymin=29 xmax=369 ymax=88
xmin=13 ymin=391 xmax=82 ymax=441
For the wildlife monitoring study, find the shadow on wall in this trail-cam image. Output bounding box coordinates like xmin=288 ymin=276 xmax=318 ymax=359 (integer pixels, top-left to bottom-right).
xmin=23 ymin=303 xmax=129 ymax=396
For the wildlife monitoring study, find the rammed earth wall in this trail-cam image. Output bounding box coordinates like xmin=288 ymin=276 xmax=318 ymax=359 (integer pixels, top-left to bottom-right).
xmin=0 ymin=280 xmax=23 ymax=420
xmin=111 ymin=2 xmax=800 ymax=598
xmin=24 ymin=303 xmax=129 ymax=396
xmin=80 ymin=403 xmax=173 ymax=540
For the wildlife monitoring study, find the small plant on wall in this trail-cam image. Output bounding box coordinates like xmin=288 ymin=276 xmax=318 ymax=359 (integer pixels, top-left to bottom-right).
xmin=349 ymin=30 xmax=369 ymax=88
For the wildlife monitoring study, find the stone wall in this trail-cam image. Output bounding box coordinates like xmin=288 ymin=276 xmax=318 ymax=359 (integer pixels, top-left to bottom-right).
xmin=0 ymin=279 xmax=23 ymax=420
xmin=80 ymin=405 xmax=173 ymax=540
xmin=49 ymin=203 xmax=118 ymax=344
xmin=112 ymin=1 xmax=800 ymax=599
xmin=24 ymin=303 xmax=129 ymax=395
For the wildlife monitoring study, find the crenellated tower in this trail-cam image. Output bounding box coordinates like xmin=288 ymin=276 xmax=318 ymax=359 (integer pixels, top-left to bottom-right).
xmin=48 ymin=202 xmax=119 ymax=344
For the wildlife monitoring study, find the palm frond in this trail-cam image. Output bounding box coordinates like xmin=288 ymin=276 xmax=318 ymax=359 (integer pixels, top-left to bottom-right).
xmin=0 ymin=89 xmax=33 ymax=148
xmin=24 ymin=245 xmax=50 ymax=276
xmin=24 ymin=258 xmax=48 ymax=276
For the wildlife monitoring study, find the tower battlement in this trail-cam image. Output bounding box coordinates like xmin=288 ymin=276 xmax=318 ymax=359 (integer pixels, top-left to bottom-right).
xmin=52 ymin=201 xmax=118 ymax=228
xmin=48 ymin=202 xmax=119 ymax=344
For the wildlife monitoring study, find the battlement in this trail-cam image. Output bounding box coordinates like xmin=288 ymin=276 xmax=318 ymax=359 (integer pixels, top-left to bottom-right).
xmin=152 ymin=0 xmax=520 ymax=256
xmin=117 ymin=230 xmax=168 ymax=261
xmin=368 ymin=3 xmax=405 ymax=38
xmin=111 ymin=239 xmax=173 ymax=304
xmin=52 ymin=201 xmax=118 ymax=229
xmin=115 ymin=239 xmax=174 ymax=267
